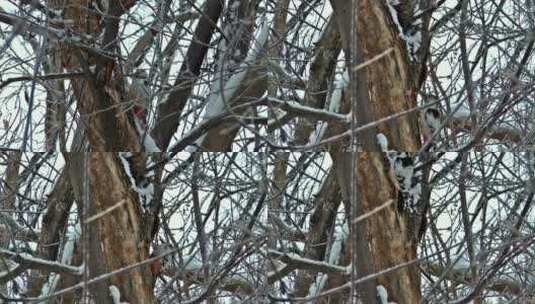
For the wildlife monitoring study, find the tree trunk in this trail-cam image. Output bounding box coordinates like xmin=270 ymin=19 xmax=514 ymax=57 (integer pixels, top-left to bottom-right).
xmin=329 ymin=0 xmax=425 ymax=302
xmin=44 ymin=0 xmax=157 ymax=302
xmin=85 ymin=153 xmax=155 ymax=303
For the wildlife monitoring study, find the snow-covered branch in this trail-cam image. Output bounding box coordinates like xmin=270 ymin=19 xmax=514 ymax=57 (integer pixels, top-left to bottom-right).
xmin=266 ymin=249 xmax=348 ymax=276
xmin=266 ymin=96 xmax=349 ymax=124
xmin=40 ymin=223 xmax=81 ymax=297
xmin=0 ymin=249 xmax=82 ymax=277
xmin=423 ymin=263 xmax=530 ymax=296
xmin=186 ymin=20 xmax=271 ymax=151
xmin=450 ymin=111 xmax=523 ymax=143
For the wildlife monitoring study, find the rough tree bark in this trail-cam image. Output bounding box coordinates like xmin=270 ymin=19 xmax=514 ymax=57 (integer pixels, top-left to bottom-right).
xmin=44 ymin=0 xmax=157 ymax=302
xmin=328 ymin=0 xmax=427 ymax=303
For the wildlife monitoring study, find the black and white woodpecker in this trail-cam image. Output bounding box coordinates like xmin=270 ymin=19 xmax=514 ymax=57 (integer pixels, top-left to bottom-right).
xmin=420 ymin=94 xmax=442 ymax=144
xmin=129 ymin=69 xmax=151 ymax=127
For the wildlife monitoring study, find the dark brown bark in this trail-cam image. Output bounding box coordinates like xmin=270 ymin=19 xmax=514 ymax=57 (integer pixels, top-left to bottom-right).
xmin=26 ymin=168 xmax=74 ymax=297
xmin=87 ymin=153 xmax=155 ymax=303
xmin=294 ymin=17 xmax=342 ymax=145
xmin=356 ymin=152 xmax=421 ymax=304
xmin=153 ymin=0 xmax=224 ymax=150
xmin=293 ymin=167 xmax=343 ymax=297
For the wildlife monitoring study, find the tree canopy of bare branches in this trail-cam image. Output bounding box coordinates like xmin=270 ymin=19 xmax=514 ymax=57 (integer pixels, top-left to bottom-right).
xmin=0 ymin=0 xmax=534 ymax=303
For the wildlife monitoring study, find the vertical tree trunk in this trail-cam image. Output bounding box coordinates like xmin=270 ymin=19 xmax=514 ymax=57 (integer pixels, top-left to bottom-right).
xmin=330 ymin=0 xmax=425 ymax=302
xmin=86 ymin=153 xmax=155 ymax=303
xmin=0 ymin=151 xmax=22 ymax=294
xmin=44 ymin=0 xmax=157 ymax=301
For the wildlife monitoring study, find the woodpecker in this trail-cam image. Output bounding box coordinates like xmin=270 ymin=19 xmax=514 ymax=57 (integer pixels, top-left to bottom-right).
xmin=129 ymin=69 xmax=150 ymax=127
xmin=376 ymin=133 xmax=422 ymax=213
xmin=420 ymin=95 xmax=442 ymax=149
xmin=422 ymin=107 xmax=441 ymax=152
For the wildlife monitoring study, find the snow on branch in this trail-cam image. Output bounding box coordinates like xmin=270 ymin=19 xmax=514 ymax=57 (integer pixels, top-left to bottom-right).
xmin=40 ymin=223 xmax=81 ymax=297
xmin=266 ymin=249 xmax=348 ymax=276
xmin=423 ymin=263 xmax=529 ymax=296
xmin=309 ymin=70 xmax=350 ymax=144
xmin=204 ymin=20 xmax=270 ymax=119
xmin=266 ymin=96 xmax=349 ymax=123
xmin=307 ymin=222 xmax=349 ymax=298
xmin=186 ymin=20 xmax=271 ymax=151
xmin=376 ymin=285 xmax=398 ymax=304
xmin=0 ymin=248 xmax=82 ymax=276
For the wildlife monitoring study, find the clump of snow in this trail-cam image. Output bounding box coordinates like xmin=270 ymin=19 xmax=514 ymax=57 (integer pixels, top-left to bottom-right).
xmin=330 ymin=70 xmax=348 ymax=113
xmin=377 ymin=285 xmax=389 ymax=304
xmin=376 ymin=285 xmax=398 ymax=304
xmin=307 ymin=221 xmax=348 ymax=299
xmin=50 ymin=9 xmax=63 ymax=17
xmin=109 ymin=285 xmax=130 ymax=304
xmin=309 ymin=70 xmax=349 ymax=144
xmin=376 ymin=133 xmax=389 ymax=151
